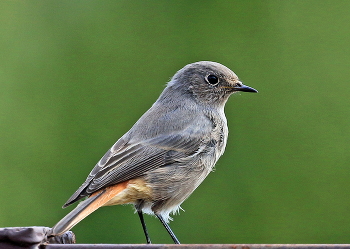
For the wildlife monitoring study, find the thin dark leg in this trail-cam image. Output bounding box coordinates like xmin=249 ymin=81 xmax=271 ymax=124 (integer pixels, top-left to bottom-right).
xmin=137 ymin=211 xmax=152 ymax=244
xmin=156 ymin=214 xmax=180 ymax=244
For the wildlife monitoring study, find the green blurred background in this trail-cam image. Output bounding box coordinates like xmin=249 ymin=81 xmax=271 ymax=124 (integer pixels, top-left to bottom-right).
xmin=1 ymin=0 xmax=350 ymax=244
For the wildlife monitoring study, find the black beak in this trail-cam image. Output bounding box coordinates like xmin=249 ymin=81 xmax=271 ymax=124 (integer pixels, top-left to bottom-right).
xmin=233 ymin=83 xmax=258 ymax=93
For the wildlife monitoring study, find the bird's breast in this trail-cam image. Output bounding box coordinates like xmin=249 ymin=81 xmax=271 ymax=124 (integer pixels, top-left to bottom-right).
xmin=198 ymin=112 xmax=228 ymax=170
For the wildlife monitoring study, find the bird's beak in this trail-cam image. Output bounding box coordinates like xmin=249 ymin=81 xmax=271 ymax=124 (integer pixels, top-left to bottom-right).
xmin=232 ymin=83 xmax=258 ymax=93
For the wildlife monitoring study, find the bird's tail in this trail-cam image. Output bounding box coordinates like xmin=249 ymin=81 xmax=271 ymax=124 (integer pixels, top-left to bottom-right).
xmin=49 ymin=182 xmax=129 ymax=237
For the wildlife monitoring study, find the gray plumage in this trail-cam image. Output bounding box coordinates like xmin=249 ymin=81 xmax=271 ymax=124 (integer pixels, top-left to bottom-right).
xmin=49 ymin=61 xmax=257 ymax=242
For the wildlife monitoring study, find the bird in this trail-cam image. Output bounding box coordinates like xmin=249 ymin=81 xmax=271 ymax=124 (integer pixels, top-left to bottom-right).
xmin=48 ymin=61 xmax=257 ymax=244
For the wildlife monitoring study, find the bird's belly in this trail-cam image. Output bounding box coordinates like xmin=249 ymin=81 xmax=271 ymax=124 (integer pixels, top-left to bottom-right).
xmin=139 ymin=158 xmax=215 ymax=222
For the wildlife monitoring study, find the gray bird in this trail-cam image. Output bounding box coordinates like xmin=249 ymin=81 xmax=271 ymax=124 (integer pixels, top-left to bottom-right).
xmin=48 ymin=61 xmax=257 ymax=244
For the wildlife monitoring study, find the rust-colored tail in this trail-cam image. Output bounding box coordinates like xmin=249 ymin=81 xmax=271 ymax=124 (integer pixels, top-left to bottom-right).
xmin=49 ymin=182 xmax=129 ymax=236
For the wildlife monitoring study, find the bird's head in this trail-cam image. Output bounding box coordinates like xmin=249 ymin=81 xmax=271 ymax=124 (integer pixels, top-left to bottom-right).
xmin=168 ymin=61 xmax=257 ymax=106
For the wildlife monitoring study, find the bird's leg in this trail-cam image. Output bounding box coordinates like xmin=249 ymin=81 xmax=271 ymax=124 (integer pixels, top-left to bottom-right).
xmin=156 ymin=214 xmax=180 ymax=244
xmin=137 ymin=211 xmax=152 ymax=244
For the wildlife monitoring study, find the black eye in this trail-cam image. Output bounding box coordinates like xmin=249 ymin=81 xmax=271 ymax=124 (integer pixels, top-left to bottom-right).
xmin=206 ymin=75 xmax=219 ymax=85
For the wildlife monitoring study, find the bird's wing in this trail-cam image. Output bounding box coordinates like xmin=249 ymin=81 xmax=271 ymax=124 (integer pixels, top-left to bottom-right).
xmin=63 ymin=131 xmax=207 ymax=207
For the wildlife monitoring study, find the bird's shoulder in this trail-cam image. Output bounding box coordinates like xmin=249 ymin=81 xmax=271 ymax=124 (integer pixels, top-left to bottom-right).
xmin=126 ymin=100 xmax=215 ymax=141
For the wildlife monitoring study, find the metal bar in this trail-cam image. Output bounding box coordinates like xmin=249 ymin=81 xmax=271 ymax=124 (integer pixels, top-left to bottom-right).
xmin=44 ymin=244 xmax=350 ymax=249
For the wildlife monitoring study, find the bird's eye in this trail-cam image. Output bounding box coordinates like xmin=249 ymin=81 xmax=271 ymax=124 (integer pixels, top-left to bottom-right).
xmin=206 ymin=75 xmax=219 ymax=85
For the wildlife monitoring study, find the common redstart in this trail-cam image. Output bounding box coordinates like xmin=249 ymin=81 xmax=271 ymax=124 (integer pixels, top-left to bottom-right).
xmin=48 ymin=61 xmax=257 ymax=244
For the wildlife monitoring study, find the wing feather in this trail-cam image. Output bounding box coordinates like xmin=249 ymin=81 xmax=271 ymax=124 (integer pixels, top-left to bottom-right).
xmin=63 ymin=131 xmax=206 ymax=207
